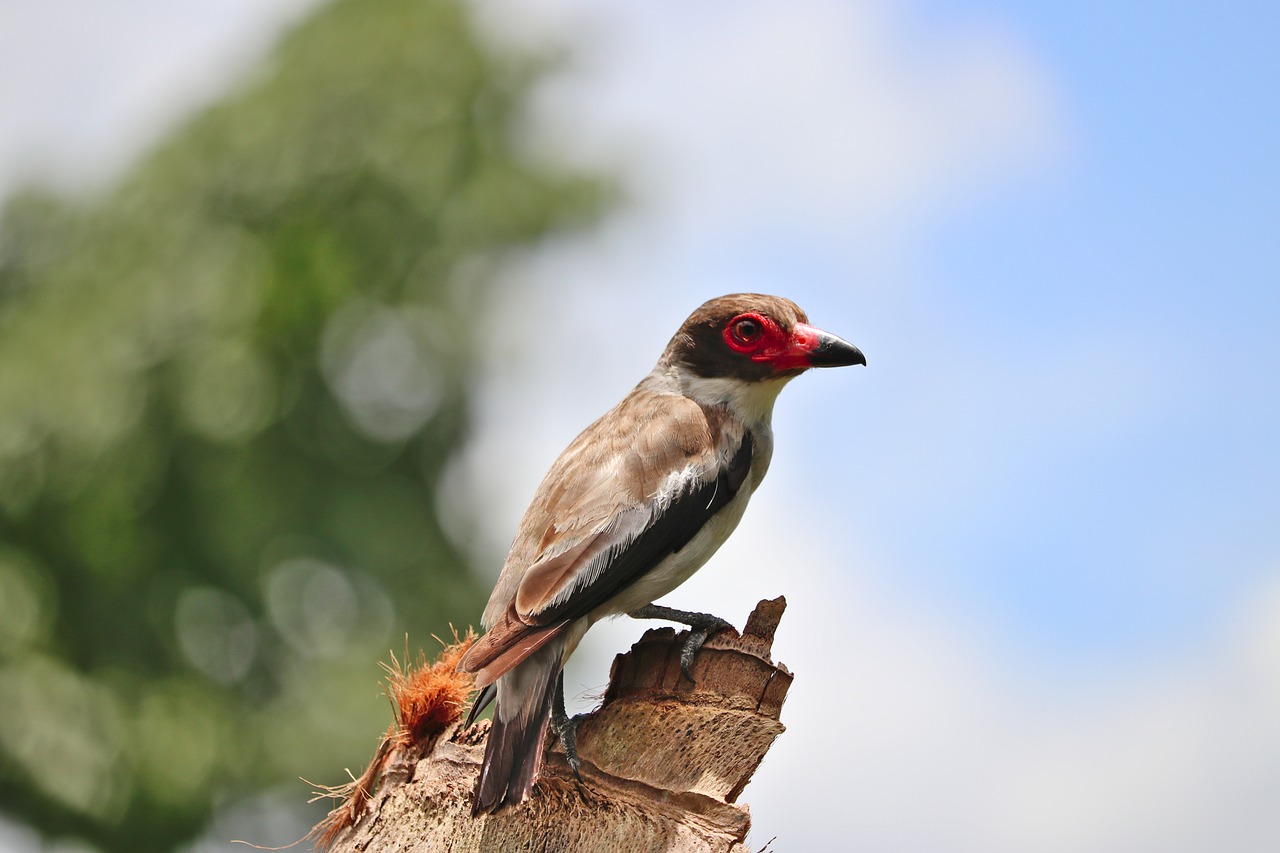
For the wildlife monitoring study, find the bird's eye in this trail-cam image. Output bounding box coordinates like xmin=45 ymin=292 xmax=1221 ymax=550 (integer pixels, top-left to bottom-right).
xmin=731 ymin=317 xmax=762 ymax=344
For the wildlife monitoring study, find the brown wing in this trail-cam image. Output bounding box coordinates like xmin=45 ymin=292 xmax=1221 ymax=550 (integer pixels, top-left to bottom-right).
xmin=458 ymin=390 xmax=749 ymax=688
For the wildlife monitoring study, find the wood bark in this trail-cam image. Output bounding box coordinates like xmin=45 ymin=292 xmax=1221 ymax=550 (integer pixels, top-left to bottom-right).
xmin=320 ymin=597 xmax=792 ymax=853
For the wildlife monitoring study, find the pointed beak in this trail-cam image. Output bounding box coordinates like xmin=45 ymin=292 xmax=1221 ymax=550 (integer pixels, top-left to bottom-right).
xmin=769 ymin=322 xmax=866 ymax=370
xmin=802 ymin=324 xmax=866 ymax=368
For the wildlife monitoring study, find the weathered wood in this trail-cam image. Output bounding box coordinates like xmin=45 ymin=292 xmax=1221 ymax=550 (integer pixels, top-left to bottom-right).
xmin=317 ymin=598 xmax=791 ymax=853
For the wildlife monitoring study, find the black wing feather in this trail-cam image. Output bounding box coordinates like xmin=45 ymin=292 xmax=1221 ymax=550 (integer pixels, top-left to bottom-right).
xmin=531 ymin=433 xmax=754 ymax=625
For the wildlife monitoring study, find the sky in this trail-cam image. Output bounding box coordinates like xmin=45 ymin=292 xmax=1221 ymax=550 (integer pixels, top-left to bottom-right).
xmin=2 ymin=0 xmax=1279 ymax=850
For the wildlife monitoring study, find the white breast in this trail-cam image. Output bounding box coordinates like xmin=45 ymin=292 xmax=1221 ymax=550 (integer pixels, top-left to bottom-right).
xmin=587 ymin=425 xmax=774 ymax=621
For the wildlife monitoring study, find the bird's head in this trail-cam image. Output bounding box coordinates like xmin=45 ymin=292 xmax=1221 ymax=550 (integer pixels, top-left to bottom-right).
xmin=665 ymin=294 xmax=865 ymax=382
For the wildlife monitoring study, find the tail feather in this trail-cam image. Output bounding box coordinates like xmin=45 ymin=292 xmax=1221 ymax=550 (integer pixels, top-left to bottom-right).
xmin=472 ymin=643 xmax=562 ymax=815
xmin=464 ymin=683 xmax=496 ymax=730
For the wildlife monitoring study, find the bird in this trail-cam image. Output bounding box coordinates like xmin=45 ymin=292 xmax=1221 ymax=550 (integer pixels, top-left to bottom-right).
xmin=456 ymin=293 xmax=865 ymax=814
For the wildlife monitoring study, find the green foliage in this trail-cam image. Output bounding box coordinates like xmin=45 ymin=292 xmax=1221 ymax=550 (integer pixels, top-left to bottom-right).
xmin=0 ymin=0 xmax=603 ymax=849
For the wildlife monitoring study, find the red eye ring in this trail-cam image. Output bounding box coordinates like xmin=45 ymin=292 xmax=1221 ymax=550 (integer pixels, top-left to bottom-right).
xmin=724 ymin=313 xmax=768 ymax=352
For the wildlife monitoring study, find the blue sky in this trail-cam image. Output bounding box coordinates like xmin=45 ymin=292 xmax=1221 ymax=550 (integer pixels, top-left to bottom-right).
xmin=917 ymin=0 xmax=1280 ymax=662
xmin=3 ymin=0 xmax=1278 ymax=849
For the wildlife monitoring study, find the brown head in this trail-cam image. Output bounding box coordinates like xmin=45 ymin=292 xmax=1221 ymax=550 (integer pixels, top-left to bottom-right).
xmin=663 ymin=293 xmax=865 ymax=382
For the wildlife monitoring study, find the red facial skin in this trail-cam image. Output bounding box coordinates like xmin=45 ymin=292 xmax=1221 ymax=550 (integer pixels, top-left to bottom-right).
xmin=722 ymin=312 xmax=821 ymax=371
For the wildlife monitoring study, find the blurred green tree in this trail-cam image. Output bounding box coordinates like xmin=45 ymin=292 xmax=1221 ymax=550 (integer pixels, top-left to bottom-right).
xmin=0 ymin=0 xmax=603 ymax=849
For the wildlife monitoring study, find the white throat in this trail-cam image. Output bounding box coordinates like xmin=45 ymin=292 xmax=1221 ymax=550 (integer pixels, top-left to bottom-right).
xmin=678 ymin=372 xmax=794 ymax=428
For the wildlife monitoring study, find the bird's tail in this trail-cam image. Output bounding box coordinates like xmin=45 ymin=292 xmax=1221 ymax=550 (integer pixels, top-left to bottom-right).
xmin=472 ymin=641 xmax=562 ymax=815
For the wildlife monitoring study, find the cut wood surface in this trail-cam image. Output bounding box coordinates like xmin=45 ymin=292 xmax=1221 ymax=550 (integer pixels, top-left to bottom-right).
xmin=317 ymin=597 xmax=792 ymax=853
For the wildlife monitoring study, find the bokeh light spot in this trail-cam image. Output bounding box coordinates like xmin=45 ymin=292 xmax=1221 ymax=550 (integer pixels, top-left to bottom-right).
xmin=175 ymin=588 xmax=259 ymax=684
xmin=173 ymin=338 xmax=277 ymax=443
xmin=0 ymin=656 xmax=127 ymax=819
xmin=320 ymin=301 xmax=443 ymax=442
xmin=0 ymin=548 xmax=52 ymax=651
xmin=264 ymin=557 xmax=359 ymax=658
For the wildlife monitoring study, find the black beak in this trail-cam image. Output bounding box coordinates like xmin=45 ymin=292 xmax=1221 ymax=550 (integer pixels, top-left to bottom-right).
xmin=807 ymin=329 xmax=866 ymax=368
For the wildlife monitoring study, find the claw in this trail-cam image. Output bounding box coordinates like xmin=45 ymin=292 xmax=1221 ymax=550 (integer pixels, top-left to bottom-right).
xmin=679 ymin=630 xmax=708 ymax=683
xmin=629 ymin=605 xmax=734 ymax=685
xmin=551 ymin=671 xmax=584 ymax=782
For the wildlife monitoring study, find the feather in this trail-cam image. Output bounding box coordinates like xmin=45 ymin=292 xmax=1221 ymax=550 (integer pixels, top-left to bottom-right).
xmin=471 ymin=641 xmax=562 ymax=814
xmin=457 ymin=432 xmax=753 ymax=688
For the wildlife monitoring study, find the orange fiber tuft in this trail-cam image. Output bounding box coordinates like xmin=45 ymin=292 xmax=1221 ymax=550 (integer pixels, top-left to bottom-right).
xmin=309 ymin=630 xmax=478 ymax=850
xmin=384 ymin=628 xmax=477 ymax=746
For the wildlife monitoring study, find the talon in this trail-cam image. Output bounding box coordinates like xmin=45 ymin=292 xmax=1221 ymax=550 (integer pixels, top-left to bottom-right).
xmin=551 ymin=672 xmax=585 ymax=782
xmin=630 ymin=604 xmax=735 ymax=685
xmin=680 ymin=629 xmax=708 ymax=684
xmin=559 ymin=721 xmax=583 ymax=781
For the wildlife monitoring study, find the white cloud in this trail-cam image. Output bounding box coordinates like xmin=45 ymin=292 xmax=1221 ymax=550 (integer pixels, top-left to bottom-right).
xmin=451 ymin=0 xmax=1069 ymax=548
xmin=487 ymin=0 xmax=1063 ymax=238
xmin=452 ymin=0 xmax=1069 ymax=592
xmin=565 ymin=519 xmax=1280 ymax=851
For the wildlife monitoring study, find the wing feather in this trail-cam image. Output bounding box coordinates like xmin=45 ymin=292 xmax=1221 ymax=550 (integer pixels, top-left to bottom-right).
xmin=526 ymin=435 xmax=752 ymax=625
xmin=459 ymin=389 xmax=750 ymax=685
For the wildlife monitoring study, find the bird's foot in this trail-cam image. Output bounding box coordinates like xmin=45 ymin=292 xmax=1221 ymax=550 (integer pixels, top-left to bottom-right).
xmin=551 ymin=671 xmax=587 ymax=782
xmin=628 ymin=604 xmax=734 ymax=684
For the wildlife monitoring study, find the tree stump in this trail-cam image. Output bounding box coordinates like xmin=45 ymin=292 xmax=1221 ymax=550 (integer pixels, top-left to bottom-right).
xmin=316 ymin=597 xmax=792 ymax=853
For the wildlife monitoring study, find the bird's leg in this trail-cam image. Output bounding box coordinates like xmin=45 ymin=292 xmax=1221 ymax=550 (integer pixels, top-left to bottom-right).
xmin=550 ymin=670 xmax=584 ymax=782
xmin=628 ymin=604 xmax=734 ymax=684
